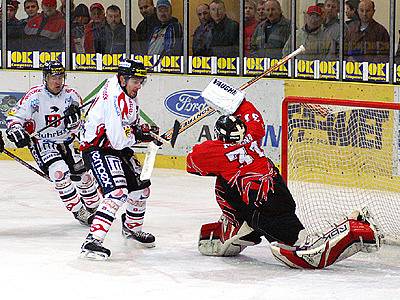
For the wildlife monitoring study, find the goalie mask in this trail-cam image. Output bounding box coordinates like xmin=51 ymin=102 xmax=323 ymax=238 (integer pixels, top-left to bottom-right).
xmin=214 ymin=115 xmax=246 ymax=143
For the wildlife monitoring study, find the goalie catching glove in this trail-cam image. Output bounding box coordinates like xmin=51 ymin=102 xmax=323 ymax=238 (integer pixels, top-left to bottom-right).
xmin=133 ymin=123 xmax=159 ymax=143
xmin=6 ymin=124 xmax=31 ymax=148
xmin=64 ymin=102 xmax=81 ymax=130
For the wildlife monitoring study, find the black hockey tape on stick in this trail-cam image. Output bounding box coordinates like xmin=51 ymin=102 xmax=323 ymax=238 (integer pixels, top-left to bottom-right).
xmin=169 ymin=120 xmax=181 ymax=148
xmin=1 ymin=149 xmax=50 ymax=181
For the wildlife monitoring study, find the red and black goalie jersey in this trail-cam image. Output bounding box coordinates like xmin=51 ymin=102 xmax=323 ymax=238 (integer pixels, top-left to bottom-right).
xmin=187 ymin=99 xmax=278 ymax=211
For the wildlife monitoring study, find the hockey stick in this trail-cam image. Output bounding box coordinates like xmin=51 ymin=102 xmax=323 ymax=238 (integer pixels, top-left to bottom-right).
xmin=1 ymin=149 xmax=50 ymax=181
xmin=140 ymin=45 xmax=306 ymax=180
xmin=164 ymin=45 xmax=306 ymax=143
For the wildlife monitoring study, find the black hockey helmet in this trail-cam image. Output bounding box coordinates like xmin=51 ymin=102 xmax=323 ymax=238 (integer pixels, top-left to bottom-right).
xmin=43 ymin=60 xmax=65 ymax=80
xmin=214 ymin=115 xmax=246 ymax=143
xmin=118 ymin=59 xmax=147 ymax=79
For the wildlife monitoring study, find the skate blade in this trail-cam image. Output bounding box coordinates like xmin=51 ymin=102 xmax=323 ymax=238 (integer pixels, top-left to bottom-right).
xmin=123 ymin=235 xmax=156 ymax=248
xmin=79 ymin=250 xmax=109 ymax=261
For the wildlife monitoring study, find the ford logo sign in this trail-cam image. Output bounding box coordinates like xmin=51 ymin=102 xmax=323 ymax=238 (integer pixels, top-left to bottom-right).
xmin=164 ymin=90 xmax=208 ymax=117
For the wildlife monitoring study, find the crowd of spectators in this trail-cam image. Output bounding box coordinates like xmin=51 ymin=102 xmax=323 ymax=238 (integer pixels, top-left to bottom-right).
xmin=0 ymin=0 xmax=395 ymax=65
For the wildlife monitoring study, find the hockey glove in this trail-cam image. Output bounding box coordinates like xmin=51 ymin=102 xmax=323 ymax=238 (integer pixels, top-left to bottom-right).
xmin=6 ymin=124 xmax=31 ymax=148
xmin=133 ymin=124 xmax=159 ymax=143
xmin=0 ymin=131 xmax=4 ymax=152
xmin=64 ymin=102 xmax=81 ymax=130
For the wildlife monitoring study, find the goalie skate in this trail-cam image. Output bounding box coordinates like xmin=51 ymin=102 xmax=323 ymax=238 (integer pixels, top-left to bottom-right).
xmin=73 ymin=206 xmax=95 ymax=226
xmin=80 ymin=234 xmax=111 ymax=260
xmin=121 ymin=213 xmax=155 ymax=248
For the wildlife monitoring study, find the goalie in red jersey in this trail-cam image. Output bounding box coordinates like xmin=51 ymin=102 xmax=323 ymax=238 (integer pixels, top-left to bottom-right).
xmin=186 ymin=78 xmax=382 ymax=269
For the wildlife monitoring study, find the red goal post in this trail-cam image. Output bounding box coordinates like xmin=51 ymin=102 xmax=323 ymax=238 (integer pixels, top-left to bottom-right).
xmin=281 ymin=96 xmax=400 ymax=243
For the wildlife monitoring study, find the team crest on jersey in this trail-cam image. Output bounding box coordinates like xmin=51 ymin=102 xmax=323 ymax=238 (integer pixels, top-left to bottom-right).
xmin=45 ymin=114 xmax=62 ymax=127
xmin=31 ymin=98 xmax=39 ymax=113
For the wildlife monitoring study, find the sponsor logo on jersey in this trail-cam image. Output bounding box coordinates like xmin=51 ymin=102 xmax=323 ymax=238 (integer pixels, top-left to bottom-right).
xmin=164 ymin=90 xmax=207 ymax=117
xmin=50 ymin=106 xmax=59 ymax=112
xmin=45 ymin=114 xmax=62 ymax=127
xmin=91 ymin=151 xmax=113 ymax=188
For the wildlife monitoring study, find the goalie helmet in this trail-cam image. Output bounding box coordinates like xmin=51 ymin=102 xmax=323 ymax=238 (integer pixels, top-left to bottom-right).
xmin=118 ymin=59 xmax=147 ymax=79
xmin=214 ymin=115 xmax=246 ymax=143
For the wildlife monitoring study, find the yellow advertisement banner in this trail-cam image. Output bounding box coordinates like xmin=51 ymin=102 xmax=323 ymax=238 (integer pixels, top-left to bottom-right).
xmin=101 ymin=53 xmax=124 ymax=71
xmin=296 ymin=59 xmax=316 ymax=79
xmin=9 ymin=51 xmax=34 ymax=68
xmin=269 ymin=58 xmax=290 ymax=77
xmin=132 ymin=54 xmax=157 ymax=70
xmin=367 ymin=62 xmax=389 ymax=82
xmin=159 ymin=55 xmax=183 ymax=73
xmin=319 ymin=60 xmax=339 ymax=80
xmin=190 ymin=56 xmax=213 ymax=75
xmin=73 ymin=53 xmax=98 ymax=70
xmin=344 ymin=61 xmax=365 ymax=81
xmin=216 ymin=57 xmax=238 ymax=75
xmin=244 ymin=57 xmax=267 ymax=76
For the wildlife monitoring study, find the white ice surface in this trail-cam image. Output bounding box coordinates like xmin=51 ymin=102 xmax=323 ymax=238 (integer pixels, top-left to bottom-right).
xmin=1 ymin=161 xmax=400 ymax=300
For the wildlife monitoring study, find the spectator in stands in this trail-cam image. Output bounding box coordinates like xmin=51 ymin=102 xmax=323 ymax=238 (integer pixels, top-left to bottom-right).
xmin=136 ymin=0 xmax=160 ymax=54
xmin=323 ymin=0 xmax=340 ymax=57
xmin=24 ymin=0 xmax=65 ymax=51
xmin=344 ymin=0 xmax=389 ymax=63
xmin=71 ymin=3 xmax=89 ymax=53
xmin=345 ymin=0 xmax=359 ymax=27
xmin=250 ymin=0 xmax=290 ymax=59
xmin=6 ymin=0 xmax=24 ymax=51
xmin=103 ymin=5 xmax=139 ymax=54
xmin=283 ymin=4 xmax=334 ymax=61
xmin=209 ymin=0 xmax=239 ymax=57
xmin=256 ymin=0 xmax=267 ymax=23
xmin=192 ymin=3 xmax=213 ymax=56
xmin=148 ymin=0 xmax=183 ymax=56
xmin=244 ymin=0 xmax=257 ymax=57
xmin=83 ymin=3 xmax=105 ymax=53
xmin=22 ymin=0 xmax=39 ymax=24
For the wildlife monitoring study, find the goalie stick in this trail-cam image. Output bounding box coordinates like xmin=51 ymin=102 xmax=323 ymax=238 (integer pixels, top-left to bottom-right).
xmin=139 ymin=45 xmax=306 ymax=180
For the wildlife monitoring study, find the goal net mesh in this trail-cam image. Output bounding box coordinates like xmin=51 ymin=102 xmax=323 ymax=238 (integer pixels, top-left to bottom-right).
xmin=282 ymin=97 xmax=400 ymax=243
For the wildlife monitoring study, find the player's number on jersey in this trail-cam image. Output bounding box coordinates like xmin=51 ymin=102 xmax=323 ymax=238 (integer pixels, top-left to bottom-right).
xmin=225 ymin=141 xmax=265 ymax=167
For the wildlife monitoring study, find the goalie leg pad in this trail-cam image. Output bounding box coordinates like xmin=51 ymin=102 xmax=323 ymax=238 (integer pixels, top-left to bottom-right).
xmin=270 ymin=212 xmax=381 ymax=269
xmin=198 ymin=218 xmax=260 ymax=256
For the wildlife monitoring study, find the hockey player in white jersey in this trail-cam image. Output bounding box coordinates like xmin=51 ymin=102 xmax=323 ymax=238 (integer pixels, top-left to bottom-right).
xmin=6 ymin=60 xmax=101 ymax=225
xmin=79 ymin=59 xmax=159 ymax=260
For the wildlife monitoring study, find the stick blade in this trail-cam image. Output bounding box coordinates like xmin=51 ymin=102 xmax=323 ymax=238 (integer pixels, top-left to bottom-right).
xmin=169 ymin=120 xmax=181 ymax=148
xmin=140 ymin=142 xmax=160 ymax=181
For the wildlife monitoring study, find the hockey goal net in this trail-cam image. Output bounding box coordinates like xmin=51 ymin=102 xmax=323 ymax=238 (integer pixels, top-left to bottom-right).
xmin=281 ymin=96 xmax=400 ymax=244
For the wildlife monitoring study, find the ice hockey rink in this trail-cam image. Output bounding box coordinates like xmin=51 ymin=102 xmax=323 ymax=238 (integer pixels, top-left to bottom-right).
xmin=1 ymin=160 xmax=400 ymax=300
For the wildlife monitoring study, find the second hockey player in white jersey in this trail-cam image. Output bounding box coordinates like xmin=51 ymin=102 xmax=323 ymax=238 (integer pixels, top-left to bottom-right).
xmin=6 ymin=60 xmax=101 ymax=225
xmin=79 ymin=59 xmax=159 ymax=260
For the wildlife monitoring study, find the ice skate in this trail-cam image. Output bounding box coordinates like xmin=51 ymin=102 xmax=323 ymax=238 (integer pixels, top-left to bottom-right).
xmin=80 ymin=234 xmax=111 ymax=260
xmin=121 ymin=213 xmax=155 ymax=248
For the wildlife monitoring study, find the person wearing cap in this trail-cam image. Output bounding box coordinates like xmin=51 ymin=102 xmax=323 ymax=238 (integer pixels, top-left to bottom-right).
xmin=345 ymin=0 xmax=389 ymax=63
xmin=83 ymin=3 xmax=105 ymax=53
xmin=208 ymin=0 xmax=239 ymax=58
xmin=79 ymin=59 xmax=158 ymax=260
xmin=24 ymin=0 xmax=65 ymax=51
xmin=148 ymin=0 xmax=183 ymax=55
xmin=136 ymin=0 xmax=161 ymax=54
xmin=71 ymin=3 xmax=89 ymax=53
xmin=282 ymin=4 xmax=334 ymax=61
xmin=250 ymin=0 xmax=290 ymax=59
